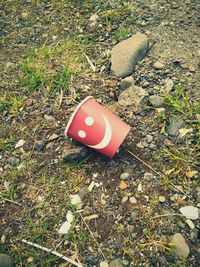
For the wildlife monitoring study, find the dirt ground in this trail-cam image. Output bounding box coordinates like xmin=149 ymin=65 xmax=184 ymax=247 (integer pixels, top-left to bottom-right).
xmin=0 ymin=1 xmax=200 ymax=266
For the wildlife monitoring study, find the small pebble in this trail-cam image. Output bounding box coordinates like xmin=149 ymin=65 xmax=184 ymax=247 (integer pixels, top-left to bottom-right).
xmin=144 ymin=172 xmax=154 ymax=181
xmin=122 ymin=196 xmax=129 ymax=203
xmin=153 ymin=61 xmax=164 ymax=70
xmin=159 ymin=196 xmax=166 ymax=202
xmin=146 ymin=134 xmax=153 ymax=143
xmin=136 ymin=142 xmax=144 ymax=149
xmin=129 ymin=196 xmax=137 ymax=204
xmin=120 ymin=172 xmax=130 ymax=180
xmin=48 ymin=133 xmax=59 ymax=141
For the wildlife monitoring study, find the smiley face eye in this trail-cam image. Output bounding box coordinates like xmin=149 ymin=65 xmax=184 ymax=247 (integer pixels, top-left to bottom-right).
xmin=85 ymin=116 xmax=94 ymax=126
xmin=78 ymin=130 xmax=86 ymax=138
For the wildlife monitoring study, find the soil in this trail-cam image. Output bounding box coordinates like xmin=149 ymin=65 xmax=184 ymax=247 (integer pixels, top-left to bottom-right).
xmin=0 ymin=1 xmax=200 ymax=267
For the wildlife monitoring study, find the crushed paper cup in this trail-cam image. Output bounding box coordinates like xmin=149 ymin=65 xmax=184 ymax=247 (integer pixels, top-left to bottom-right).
xmin=65 ymin=96 xmax=131 ymax=158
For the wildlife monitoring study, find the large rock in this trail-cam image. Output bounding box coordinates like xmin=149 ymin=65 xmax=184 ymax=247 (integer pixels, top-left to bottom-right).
xmin=109 ymin=258 xmax=124 ymax=267
xmin=118 ymin=86 xmax=148 ymax=113
xmin=111 ymin=32 xmax=148 ymax=78
xmin=171 ymin=233 xmax=190 ymax=259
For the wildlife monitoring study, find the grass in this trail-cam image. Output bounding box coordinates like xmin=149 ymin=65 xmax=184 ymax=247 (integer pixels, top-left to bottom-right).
xmin=0 ymin=137 xmax=16 ymax=152
xmin=19 ymin=38 xmax=88 ymax=95
xmin=113 ymin=26 xmax=129 ymax=42
xmin=0 ymin=159 xmax=92 ymax=266
xmin=0 ymin=93 xmax=24 ymax=116
xmin=101 ymin=1 xmax=134 ymax=22
xmin=152 ymin=83 xmax=200 ymax=189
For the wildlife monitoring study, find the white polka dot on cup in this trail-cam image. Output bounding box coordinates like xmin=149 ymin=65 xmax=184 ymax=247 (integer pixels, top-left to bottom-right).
xmin=78 ymin=130 xmax=86 ymax=138
xmin=85 ymin=116 xmax=94 ymax=126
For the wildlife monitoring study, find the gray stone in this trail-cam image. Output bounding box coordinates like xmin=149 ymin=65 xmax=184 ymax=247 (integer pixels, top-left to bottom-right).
xmin=146 ymin=134 xmax=153 ymax=143
xmin=144 ymin=172 xmax=154 ymax=181
xmin=167 ymin=115 xmax=184 ymax=136
xmin=136 ymin=142 xmax=144 ymax=149
xmin=142 ymin=81 xmax=150 ymax=88
xmin=109 ymin=258 xmax=124 ymax=267
xmin=34 ymin=140 xmax=46 ymax=152
xmin=8 ymin=157 xmax=20 ymax=166
xmin=165 ymin=79 xmax=174 ymax=92
xmin=149 ymin=95 xmax=164 ymax=108
xmin=171 ymin=233 xmax=190 ymax=259
xmin=44 ymin=114 xmax=56 ymax=122
xmin=111 ymin=32 xmax=148 ymax=78
xmin=188 ymin=64 xmax=196 ymax=72
xmin=122 ymin=196 xmax=129 ymax=203
xmin=120 ymin=172 xmax=130 ymax=180
xmin=62 ymin=147 xmax=87 ymax=162
xmin=0 ymin=254 xmax=13 ymax=267
xmin=131 ymin=210 xmax=139 ymax=220
xmin=118 ymin=86 xmax=148 ymax=113
xmin=153 ymin=61 xmax=164 ymax=70
xmin=120 ymin=76 xmax=135 ymax=90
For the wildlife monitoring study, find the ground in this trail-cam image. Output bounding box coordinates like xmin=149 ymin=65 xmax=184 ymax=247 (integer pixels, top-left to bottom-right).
xmin=0 ymin=0 xmax=200 ymax=267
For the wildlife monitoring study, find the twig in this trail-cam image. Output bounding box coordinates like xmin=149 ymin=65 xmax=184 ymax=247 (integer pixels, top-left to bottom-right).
xmin=1 ymin=197 xmax=22 ymax=206
xmin=77 ymin=211 xmax=106 ymax=260
xmin=127 ymin=150 xmax=189 ymax=197
xmin=150 ymin=214 xmax=184 ymax=220
xmin=22 ymin=239 xmax=83 ymax=267
xmin=84 ymin=53 xmax=96 ymax=72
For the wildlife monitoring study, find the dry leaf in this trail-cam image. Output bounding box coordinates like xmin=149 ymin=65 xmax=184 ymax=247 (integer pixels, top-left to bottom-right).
xmin=83 ymin=214 xmax=98 ymax=221
xmin=186 ymin=170 xmax=198 ymax=178
xmin=179 ymin=128 xmax=192 ymax=138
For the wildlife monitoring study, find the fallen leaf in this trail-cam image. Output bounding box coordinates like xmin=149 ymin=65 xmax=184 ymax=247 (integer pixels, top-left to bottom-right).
xmin=89 ymin=13 xmax=99 ymax=22
xmin=186 ymin=219 xmax=195 ymax=229
xmin=1 ymin=234 xmax=6 ymax=244
xmin=186 ymin=170 xmax=198 ymax=178
xmin=58 ymin=221 xmax=71 ymax=235
xmin=83 ymin=214 xmax=98 ymax=221
xmin=179 ymin=128 xmax=192 ymax=138
xmin=66 ymin=211 xmax=74 ymax=223
xmin=88 ymin=181 xmax=95 ymax=192
xmin=15 ymin=139 xmax=25 ymax=149
xmin=27 ymin=257 xmax=34 ymax=264
xmin=164 ymin=168 xmax=175 ymax=175
xmin=3 ymin=181 xmax=10 ymax=191
xmin=179 ymin=206 xmax=199 ymax=220
xmin=119 ymin=180 xmax=128 ymax=190
xmin=70 ymin=194 xmax=82 ymax=209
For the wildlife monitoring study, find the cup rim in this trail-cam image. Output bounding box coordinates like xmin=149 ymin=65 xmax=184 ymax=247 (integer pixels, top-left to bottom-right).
xmin=64 ymin=96 xmax=93 ymax=136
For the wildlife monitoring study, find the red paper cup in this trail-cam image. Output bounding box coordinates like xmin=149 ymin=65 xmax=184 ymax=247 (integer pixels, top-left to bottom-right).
xmin=65 ymin=96 xmax=131 ymax=158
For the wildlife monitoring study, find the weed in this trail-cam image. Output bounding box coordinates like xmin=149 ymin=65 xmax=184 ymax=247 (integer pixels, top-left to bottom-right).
xmin=113 ymin=26 xmax=129 ymax=42
xmin=0 ymin=93 xmax=24 ymax=116
xmin=0 ymin=137 xmax=16 ymax=152
xmin=19 ymin=38 xmax=88 ymax=95
xmin=101 ymin=2 xmax=134 ymax=22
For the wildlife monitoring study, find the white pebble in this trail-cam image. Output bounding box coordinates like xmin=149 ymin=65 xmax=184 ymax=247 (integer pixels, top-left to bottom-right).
xmin=129 ymin=196 xmax=137 ymax=204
